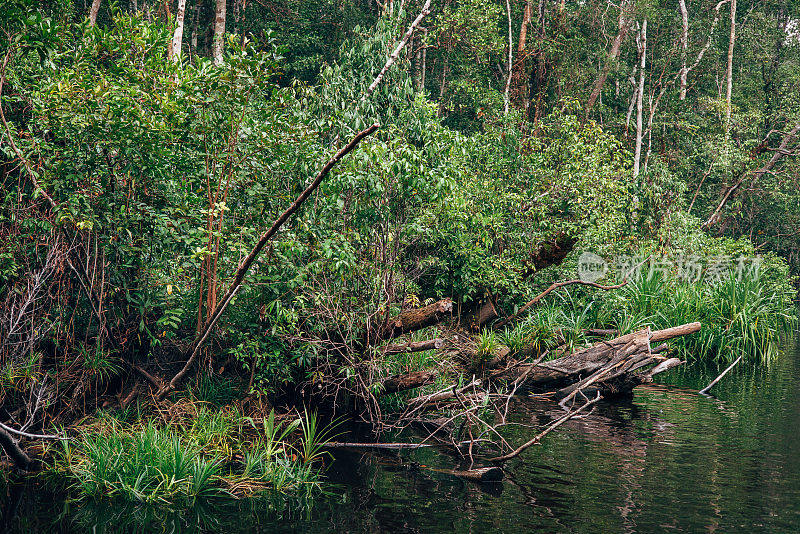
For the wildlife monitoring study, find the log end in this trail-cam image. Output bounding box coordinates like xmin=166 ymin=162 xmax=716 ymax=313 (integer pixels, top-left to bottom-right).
xmin=451 ymin=466 xmax=504 ymax=482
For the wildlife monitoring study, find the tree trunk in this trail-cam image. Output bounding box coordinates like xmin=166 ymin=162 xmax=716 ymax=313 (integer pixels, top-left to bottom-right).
xmin=169 ymin=0 xmax=188 ymax=62
xmin=529 ymin=0 xmax=548 ymax=122
xmin=420 ymin=28 xmax=427 ymax=90
xmin=510 ymin=0 xmax=533 ymax=108
xmin=366 ymin=0 xmax=431 ymax=98
xmin=633 ymin=20 xmax=647 ymax=179
xmin=585 ymin=1 xmax=630 ymax=117
xmin=438 ymin=44 xmax=451 ymax=115
xmin=678 ymin=0 xmax=689 ymax=100
xmin=89 ymin=0 xmax=102 ymax=25
xmin=503 ymin=0 xmax=513 ymax=115
xmin=383 ymin=338 xmax=444 ymax=355
xmin=725 ymin=0 xmax=737 ymax=135
xmin=381 ymin=370 xmax=437 ymax=393
xmin=190 ymin=4 xmax=199 ymax=56
xmin=625 ymin=67 xmax=637 ymax=134
xmin=212 ymin=0 xmax=227 ymax=65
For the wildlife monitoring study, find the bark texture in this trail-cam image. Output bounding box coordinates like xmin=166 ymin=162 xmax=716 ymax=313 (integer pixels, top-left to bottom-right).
xmin=169 ymin=0 xmax=188 ymax=62
xmin=725 ymin=0 xmax=737 ymax=135
xmin=89 ymin=0 xmax=102 ymax=25
xmin=502 ymin=322 xmax=700 ymax=393
xmin=212 ymin=0 xmax=227 ymax=65
xmin=633 ymin=20 xmax=647 ymax=179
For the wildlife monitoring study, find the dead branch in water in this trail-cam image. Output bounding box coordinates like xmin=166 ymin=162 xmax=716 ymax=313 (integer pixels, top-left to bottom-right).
xmin=489 ymin=393 xmax=601 ymax=463
xmin=699 ymin=355 xmax=742 ymax=394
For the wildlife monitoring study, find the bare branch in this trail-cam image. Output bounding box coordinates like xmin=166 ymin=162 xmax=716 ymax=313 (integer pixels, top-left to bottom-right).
xmin=158 ymin=123 xmax=380 ymax=398
xmin=365 ymin=0 xmax=432 ymax=98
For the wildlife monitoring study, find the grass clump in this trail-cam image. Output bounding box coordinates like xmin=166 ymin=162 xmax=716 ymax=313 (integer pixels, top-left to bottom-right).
xmin=52 ymin=406 xmax=334 ymax=505
xmin=601 ymin=269 xmax=796 ymax=363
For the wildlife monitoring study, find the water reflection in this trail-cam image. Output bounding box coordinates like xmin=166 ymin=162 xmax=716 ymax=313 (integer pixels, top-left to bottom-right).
xmin=4 ymin=343 xmax=800 ymax=532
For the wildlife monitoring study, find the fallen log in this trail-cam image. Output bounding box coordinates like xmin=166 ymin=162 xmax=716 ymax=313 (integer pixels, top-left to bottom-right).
xmin=383 ymin=338 xmax=444 ymax=355
xmin=0 ymin=426 xmax=32 ymax=470
xmin=377 ymin=299 xmax=453 ymax=341
xmin=502 ymin=322 xmax=700 ymax=393
xmin=463 ymin=299 xmax=499 ymax=331
xmin=324 ymin=442 xmax=436 ymax=450
xmin=405 ymin=379 xmax=483 ymax=409
xmin=380 ymin=370 xmax=437 ymax=394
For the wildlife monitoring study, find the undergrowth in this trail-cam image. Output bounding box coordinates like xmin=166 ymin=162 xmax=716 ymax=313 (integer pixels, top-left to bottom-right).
xmin=48 ymin=404 xmax=338 ymax=505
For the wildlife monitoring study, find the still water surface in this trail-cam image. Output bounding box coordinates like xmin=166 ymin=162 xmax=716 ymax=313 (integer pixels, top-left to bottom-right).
xmin=4 ymin=343 xmax=800 ymax=533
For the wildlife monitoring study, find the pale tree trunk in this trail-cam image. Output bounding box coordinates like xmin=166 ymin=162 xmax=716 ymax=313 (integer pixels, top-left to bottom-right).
xmin=633 ymin=19 xmax=647 ymax=179
xmin=681 ymin=0 xmax=731 ymax=101
xmin=586 ymin=1 xmax=630 ymax=117
xmin=190 ymin=5 xmax=200 ymax=56
xmin=213 ymin=0 xmax=227 ymax=65
xmin=169 ymin=0 xmax=188 ymax=62
xmin=503 ymin=0 xmax=513 ymax=115
xmin=678 ymin=0 xmax=688 ymax=99
xmin=89 ymin=0 xmax=102 ymax=25
xmin=725 ymin=0 xmax=737 ymax=135
xmin=420 ymin=28 xmax=427 ymax=90
xmin=625 ymin=65 xmax=637 ymax=135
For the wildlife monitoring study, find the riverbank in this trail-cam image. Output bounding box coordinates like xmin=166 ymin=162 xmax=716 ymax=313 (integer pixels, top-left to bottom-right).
xmin=4 ymin=337 xmax=799 ymax=532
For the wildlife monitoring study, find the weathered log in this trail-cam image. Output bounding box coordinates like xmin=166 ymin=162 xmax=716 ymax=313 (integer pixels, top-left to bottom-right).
xmin=650 ymin=322 xmax=701 ymax=343
xmin=383 ymin=338 xmax=444 ymax=355
xmin=380 ymin=370 xmax=437 ymax=394
xmin=503 ymin=322 xmax=700 ymax=392
xmin=405 ymin=379 xmax=483 ymax=409
xmin=586 ymin=328 xmax=618 ymax=337
xmin=571 ymin=357 xmax=685 ymax=399
xmin=0 ymin=426 xmax=32 ymax=470
xmin=375 ymin=298 xmax=453 ymax=343
xmin=323 ymin=442 xmax=435 ymax=450
xmin=464 ymin=299 xmax=499 ymax=331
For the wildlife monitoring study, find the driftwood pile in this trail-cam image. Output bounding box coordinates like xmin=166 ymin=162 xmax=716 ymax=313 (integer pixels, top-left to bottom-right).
xmin=324 ymin=287 xmax=704 ymax=482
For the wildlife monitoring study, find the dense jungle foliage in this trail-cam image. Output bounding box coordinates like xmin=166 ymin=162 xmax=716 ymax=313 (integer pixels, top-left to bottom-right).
xmin=0 ymin=0 xmax=798 ymax=504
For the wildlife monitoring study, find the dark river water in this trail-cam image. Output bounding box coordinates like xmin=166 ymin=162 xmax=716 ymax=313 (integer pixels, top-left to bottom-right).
xmin=4 ymin=342 xmax=800 ymax=533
